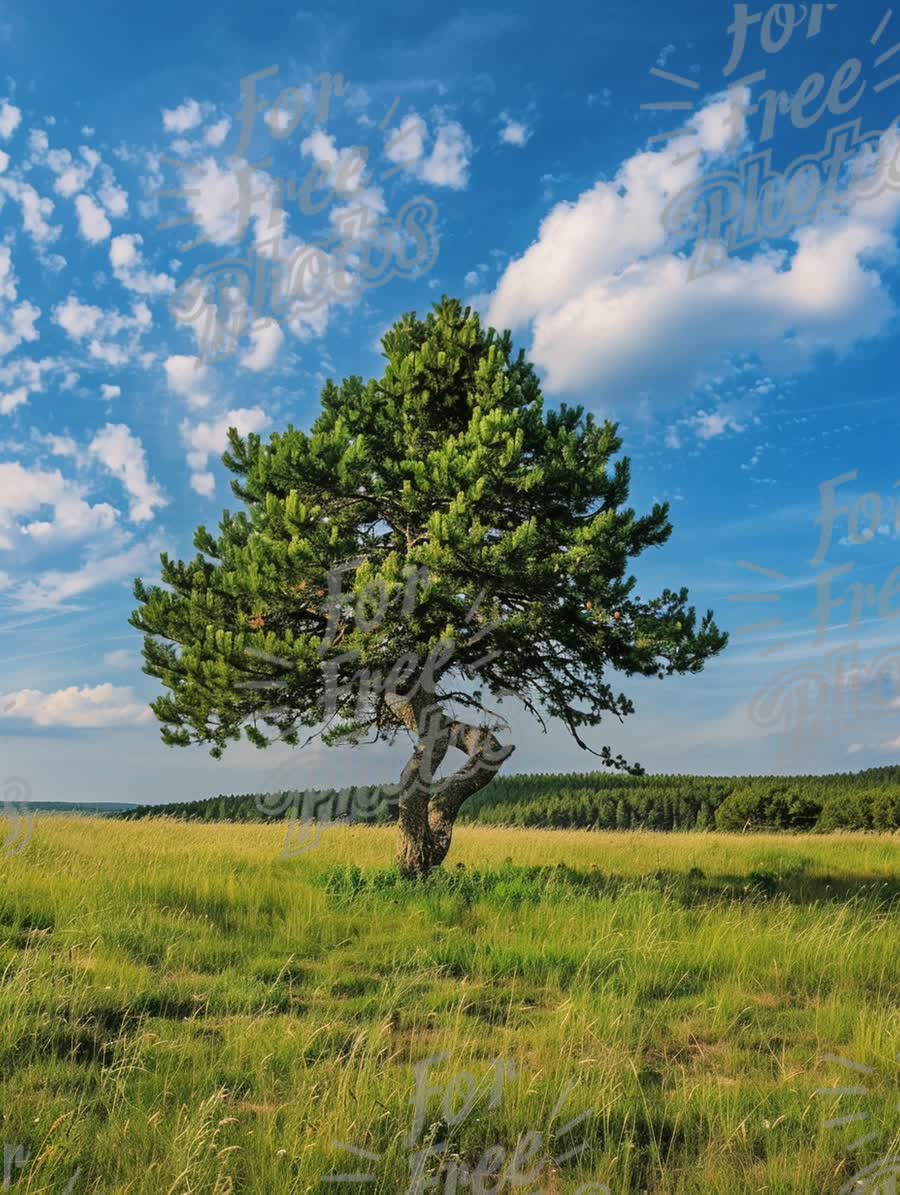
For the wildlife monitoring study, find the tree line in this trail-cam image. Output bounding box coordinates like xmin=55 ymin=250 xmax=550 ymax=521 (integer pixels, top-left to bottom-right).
xmin=119 ymin=766 xmax=900 ymax=831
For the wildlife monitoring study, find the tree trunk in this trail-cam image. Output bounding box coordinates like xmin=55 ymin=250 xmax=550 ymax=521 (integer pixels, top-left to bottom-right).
xmin=386 ymin=693 xmax=514 ymax=878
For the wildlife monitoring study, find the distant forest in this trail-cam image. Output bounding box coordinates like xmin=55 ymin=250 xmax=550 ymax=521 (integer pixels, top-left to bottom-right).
xmin=119 ymin=767 xmax=900 ymax=832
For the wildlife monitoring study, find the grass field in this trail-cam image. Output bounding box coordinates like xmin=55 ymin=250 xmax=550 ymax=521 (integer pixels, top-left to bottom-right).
xmin=0 ymin=816 xmax=897 ymax=1193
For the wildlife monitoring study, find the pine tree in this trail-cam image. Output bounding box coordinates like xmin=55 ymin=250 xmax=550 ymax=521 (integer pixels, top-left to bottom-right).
xmin=130 ymin=298 xmax=727 ymax=877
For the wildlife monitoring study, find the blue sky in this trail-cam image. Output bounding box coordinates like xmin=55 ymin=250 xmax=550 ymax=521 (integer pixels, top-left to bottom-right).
xmin=2 ymin=0 xmax=900 ymax=804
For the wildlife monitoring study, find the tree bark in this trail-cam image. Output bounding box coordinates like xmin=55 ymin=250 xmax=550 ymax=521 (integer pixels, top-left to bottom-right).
xmin=385 ymin=693 xmax=514 ymax=878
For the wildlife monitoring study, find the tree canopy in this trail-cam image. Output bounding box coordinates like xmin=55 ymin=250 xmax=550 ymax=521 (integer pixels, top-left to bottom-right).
xmin=131 ymin=297 xmax=727 ymax=873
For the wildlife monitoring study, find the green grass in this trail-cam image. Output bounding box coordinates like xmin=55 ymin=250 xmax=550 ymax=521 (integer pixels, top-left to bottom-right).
xmin=0 ymin=816 xmax=897 ymax=1193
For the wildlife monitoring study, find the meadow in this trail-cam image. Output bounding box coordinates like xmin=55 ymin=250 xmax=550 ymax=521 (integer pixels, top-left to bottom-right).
xmin=0 ymin=816 xmax=897 ymax=1193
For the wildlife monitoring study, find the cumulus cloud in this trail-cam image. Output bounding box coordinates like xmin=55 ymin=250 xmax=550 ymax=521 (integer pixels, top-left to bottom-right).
xmin=499 ymin=113 xmax=531 ymax=147
xmin=384 ymin=114 xmax=472 ymax=189
xmin=300 ymin=129 xmax=369 ymax=195
xmin=240 ymin=319 xmax=283 ymax=371
xmin=488 ymin=92 xmax=900 ymax=411
xmin=53 ymin=294 xmax=150 ymax=366
xmin=0 ymin=300 xmax=40 ymax=361
xmin=164 ymin=354 xmax=210 ymax=408
xmin=171 ymin=155 xmax=283 ymax=247
xmin=0 ymin=244 xmax=14 ymax=302
xmin=27 ymin=132 xmax=101 ymax=199
xmin=0 ymin=461 xmax=117 ymax=548
xmin=53 ymin=294 xmax=102 ymax=339
xmin=0 ymin=356 xmax=55 ymax=416
xmin=0 ymin=99 xmax=21 ymax=140
xmin=33 ymin=431 xmax=79 ymax=458
xmin=181 ymin=406 xmax=270 ymax=495
xmin=88 ymin=423 xmax=167 ymax=522
xmin=109 ymin=233 xmax=173 ymax=295
xmin=0 ymin=683 xmax=152 ymax=727
xmin=0 ymin=176 xmax=61 ymax=252
xmin=97 ymin=171 xmax=128 ymax=217
xmin=74 ymin=193 xmax=111 ymax=242
xmin=385 ymin=114 xmax=427 ymax=166
xmin=162 ymin=98 xmax=203 ymax=134
xmin=204 ymin=117 xmax=231 ymax=147
xmin=421 ymin=121 xmax=471 ymax=188
xmin=0 ymin=243 xmax=40 ymax=362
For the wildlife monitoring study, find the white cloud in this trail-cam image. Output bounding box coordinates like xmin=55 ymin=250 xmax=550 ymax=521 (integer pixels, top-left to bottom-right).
xmin=101 ymin=384 xmax=121 ymax=400
xmin=164 ymin=354 xmax=210 ymax=408
xmin=109 ymin=233 xmax=173 ymax=295
xmin=74 ymin=193 xmax=111 ymax=242
xmin=53 ymin=296 xmax=150 ymax=366
xmin=0 ymin=356 xmax=54 ymax=415
xmin=0 ymin=460 xmax=117 ymax=549
xmin=0 ymin=261 xmax=40 ymax=358
xmin=0 ymin=177 xmax=61 ymax=250
xmin=204 ymin=117 xmax=231 ymax=147
xmin=690 ymin=406 xmax=746 ymax=440
xmin=385 ymin=114 xmax=427 ymax=167
xmin=240 ymin=319 xmax=283 ymax=371
xmin=23 ymin=492 xmax=118 ymax=542
xmin=88 ymin=423 xmax=167 ymax=522
xmin=0 ymin=299 xmax=40 ymax=361
xmin=0 ymin=100 xmax=21 ymax=140
xmin=0 ymin=684 xmax=152 ymax=727
xmin=0 ymin=244 xmax=14 ymax=301
xmin=53 ymin=295 xmax=102 ymax=338
xmin=97 ymin=174 xmax=128 ymax=217
xmin=0 ymin=386 xmax=27 ymax=414
xmin=420 ymin=121 xmax=471 ymax=188
xmin=88 ymin=339 xmax=127 ymax=367
xmin=47 ymin=147 xmax=101 ymax=199
xmin=385 ymin=115 xmax=472 ymax=189
xmin=13 ymin=538 xmax=163 ymax=609
xmin=488 ymin=93 xmax=900 ymax=409
xmin=190 ymin=470 xmax=215 ymax=496
xmin=300 ymin=130 xmax=369 ymax=195
xmin=499 ymin=113 xmax=530 ymax=147
xmin=173 ymin=155 xmax=282 ymax=247
xmin=103 ymin=649 xmax=136 ymax=670
xmin=33 ymin=431 xmax=78 ymax=458
xmin=181 ymin=406 xmax=270 ymax=494
xmin=162 ymin=98 xmax=203 ymax=134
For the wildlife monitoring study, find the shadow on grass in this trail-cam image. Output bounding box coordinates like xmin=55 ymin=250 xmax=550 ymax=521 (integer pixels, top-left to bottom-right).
xmin=314 ymin=860 xmax=900 ymax=910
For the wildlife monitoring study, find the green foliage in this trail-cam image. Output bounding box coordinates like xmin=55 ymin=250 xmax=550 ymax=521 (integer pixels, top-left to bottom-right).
xmin=818 ymin=787 xmax=900 ymax=831
xmin=131 ymin=298 xmax=725 ymax=777
xmin=121 ymin=766 xmax=900 ymax=832
xmin=714 ymin=786 xmax=821 ymax=832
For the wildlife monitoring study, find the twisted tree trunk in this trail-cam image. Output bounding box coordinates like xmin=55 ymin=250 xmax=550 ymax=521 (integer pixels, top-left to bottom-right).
xmin=385 ymin=693 xmax=515 ymax=877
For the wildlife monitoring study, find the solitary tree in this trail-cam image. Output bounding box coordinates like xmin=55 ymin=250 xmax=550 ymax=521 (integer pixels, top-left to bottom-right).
xmin=131 ymin=298 xmax=727 ymax=876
